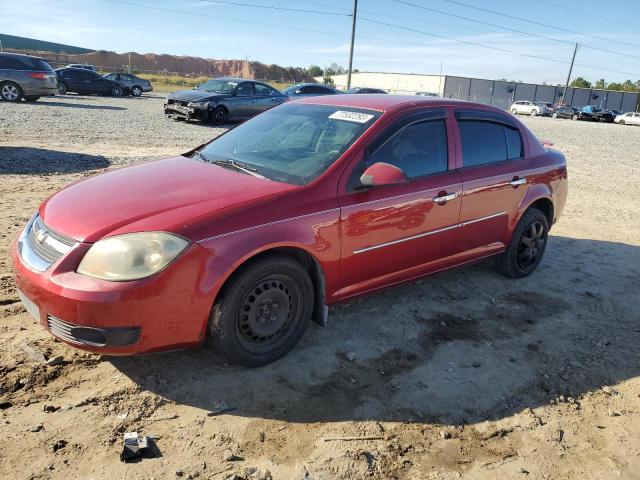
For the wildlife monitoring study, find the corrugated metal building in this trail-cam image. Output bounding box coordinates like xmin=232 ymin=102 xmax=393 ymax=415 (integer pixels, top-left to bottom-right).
xmin=324 ymin=72 xmax=639 ymax=112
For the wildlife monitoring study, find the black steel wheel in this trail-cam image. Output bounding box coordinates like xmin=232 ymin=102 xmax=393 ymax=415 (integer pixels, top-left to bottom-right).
xmin=211 ymin=106 xmax=228 ymax=124
xmin=208 ymin=256 xmax=314 ymax=367
xmin=495 ymin=208 xmax=549 ymax=278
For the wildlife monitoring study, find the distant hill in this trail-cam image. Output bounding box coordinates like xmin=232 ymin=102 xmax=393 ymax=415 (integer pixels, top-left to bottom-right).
xmin=0 ymin=33 xmax=93 ymax=55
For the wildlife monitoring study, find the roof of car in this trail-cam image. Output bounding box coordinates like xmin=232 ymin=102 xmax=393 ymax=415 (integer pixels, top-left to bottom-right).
xmin=213 ymin=77 xmax=260 ymax=83
xmin=292 ymin=94 xmax=480 ymax=111
xmin=0 ymin=52 xmax=46 ymax=60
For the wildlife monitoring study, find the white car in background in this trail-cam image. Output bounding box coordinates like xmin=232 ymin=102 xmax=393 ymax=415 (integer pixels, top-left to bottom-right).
xmin=510 ymin=100 xmax=549 ymax=116
xmin=614 ymin=112 xmax=640 ymax=126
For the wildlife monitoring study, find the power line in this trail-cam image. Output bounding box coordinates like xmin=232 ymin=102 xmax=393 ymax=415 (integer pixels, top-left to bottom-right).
xmin=436 ymin=0 xmax=640 ymax=50
xmin=393 ymin=0 xmax=640 ymax=61
xmin=196 ymin=0 xmax=350 ymax=17
xmin=359 ymin=16 xmax=640 ymax=77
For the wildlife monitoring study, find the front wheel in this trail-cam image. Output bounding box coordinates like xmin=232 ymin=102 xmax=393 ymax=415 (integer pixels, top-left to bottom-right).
xmin=552 ymin=112 xmax=558 ymax=118
xmin=210 ymin=106 xmax=228 ymax=124
xmin=572 ymin=114 xmax=579 ymax=120
xmin=111 ymin=86 xmax=124 ymax=97
xmin=620 ymin=120 xmax=625 ymax=125
xmin=495 ymin=208 xmax=549 ymax=278
xmin=511 ymin=108 xmax=518 ymax=115
xmin=530 ymin=109 xmax=537 ymax=116
xmin=207 ymin=257 xmax=314 ymax=367
xmin=131 ymin=86 xmax=142 ymax=97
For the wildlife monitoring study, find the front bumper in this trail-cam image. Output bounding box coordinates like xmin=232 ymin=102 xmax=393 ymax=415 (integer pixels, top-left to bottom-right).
xmin=12 ymin=225 xmax=225 ymax=355
xmin=164 ymin=103 xmax=208 ymax=121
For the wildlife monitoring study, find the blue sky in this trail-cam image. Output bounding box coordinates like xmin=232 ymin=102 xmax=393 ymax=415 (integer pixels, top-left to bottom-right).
xmin=2 ymin=0 xmax=640 ymax=84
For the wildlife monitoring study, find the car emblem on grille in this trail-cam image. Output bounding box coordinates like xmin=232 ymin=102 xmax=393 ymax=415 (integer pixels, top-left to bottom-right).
xmin=35 ymin=229 xmax=48 ymax=244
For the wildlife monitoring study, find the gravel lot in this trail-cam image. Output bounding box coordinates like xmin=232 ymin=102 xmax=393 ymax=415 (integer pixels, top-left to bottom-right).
xmin=1 ymin=93 xmax=639 ymax=480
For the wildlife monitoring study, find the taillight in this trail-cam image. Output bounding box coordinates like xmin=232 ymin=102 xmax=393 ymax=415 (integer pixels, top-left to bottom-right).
xmin=27 ymin=72 xmax=48 ymax=80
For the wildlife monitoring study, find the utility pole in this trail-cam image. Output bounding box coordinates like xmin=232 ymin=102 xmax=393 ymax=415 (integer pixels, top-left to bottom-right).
xmin=346 ymin=0 xmax=358 ymax=89
xmin=560 ymin=42 xmax=579 ymax=105
xmin=128 ymin=52 xmax=132 ymax=74
xmin=0 ymin=40 xmax=3 ymax=52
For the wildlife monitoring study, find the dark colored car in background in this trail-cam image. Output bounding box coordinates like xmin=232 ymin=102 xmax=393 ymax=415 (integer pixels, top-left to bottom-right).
xmin=164 ymin=77 xmax=287 ymax=124
xmin=56 ymin=68 xmax=124 ymax=96
xmin=344 ymin=87 xmax=387 ymax=94
xmin=551 ymin=106 xmax=578 ymax=119
xmin=580 ymin=105 xmax=614 ymax=122
xmin=282 ymin=83 xmax=341 ymax=97
xmin=13 ymin=95 xmax=567 ymax=366
xmin=104 ymin=73 xmax=153 ymax=97
xmin=0 ymin=52 xmax=57 ymax=102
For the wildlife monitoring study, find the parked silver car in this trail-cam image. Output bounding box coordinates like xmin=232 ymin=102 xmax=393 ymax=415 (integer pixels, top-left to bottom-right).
xmin=104 ymin=73 xmax=153 ymax=96
xmin=0 ymin=52 xmax=58 ymax=102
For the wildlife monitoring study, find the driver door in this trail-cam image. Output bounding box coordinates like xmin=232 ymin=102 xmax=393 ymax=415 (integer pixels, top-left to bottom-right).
xmin=338 ymin=109 xmax=463 ymax=298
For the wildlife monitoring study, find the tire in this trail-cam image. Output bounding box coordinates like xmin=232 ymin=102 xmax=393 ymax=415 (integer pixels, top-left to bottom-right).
xmin=111 ymin=86 xmax=124 ymax=97
xmin=131 ymin=86 xmax=142 ymax=97
xmin=572 ymin=114 xmax=578 ymax=120
xmin=511 ymin=108 xmax=518 ymax=115
xmin=57 ymin=82 xmax=68 ymax=95
xmin=620 ymin=120 xmax=625 ymax=125
xmin=495 ymin=208 xmax=549 ymax=279
xmin=530 ymin=109 xmax=537 ymax=116
xmin=211 ymin=106 xmax=228 ymax=124
xmin=24 ymin=96 xmax=40 ymax=102
xmin=0 ymin=82 xmax=23 ymax=102
xmin=207 ymin=257 xmax=314 ymax=367
xmin=552 ymin=112 xmax=558 ymax=118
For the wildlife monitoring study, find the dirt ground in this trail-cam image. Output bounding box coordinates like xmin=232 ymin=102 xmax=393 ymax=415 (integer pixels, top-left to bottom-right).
xmin=1 ymin=94 xmax=639 ymax=480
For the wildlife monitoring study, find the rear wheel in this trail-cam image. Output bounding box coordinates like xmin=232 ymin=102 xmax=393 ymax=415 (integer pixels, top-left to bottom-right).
xmin=0 ymin=82 xmax=23 ymax=102
xmin=572 ymin=114 xmax=578 ymax=120
xmin=131 ymin=86 xmax=142 ymax=97
xmin=207 ymin=257 xmax=314 ymax=367
xmin=552 ymin=112 xmax=558 ymax=118
xmin=495 ymin=208 xmax=549 ymax=279
xmin=57 ymin=82 xmax=68 ymax=95
xmin=24 ymin=96 xmax=40 ymax=102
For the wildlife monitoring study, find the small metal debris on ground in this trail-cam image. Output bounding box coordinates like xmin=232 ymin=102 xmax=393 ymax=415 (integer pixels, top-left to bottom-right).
xmin=120 ymin=431 xmax=153 ymax=462
xmin=440 ymin=430 xmax=452 ymax=440
xmin=30 ymin=424 xmax=44 ymax=432
xmin=52 ymin=440 xmax=67 ymax=452
xmin=323 ymin=436 xmax=385 ymax=442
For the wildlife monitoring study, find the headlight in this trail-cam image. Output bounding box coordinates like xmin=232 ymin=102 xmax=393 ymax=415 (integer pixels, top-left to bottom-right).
xmin=77 ymin=232 xmax=189 ymax=281
xmin=187 ymin=101 xmax=209 ymax=109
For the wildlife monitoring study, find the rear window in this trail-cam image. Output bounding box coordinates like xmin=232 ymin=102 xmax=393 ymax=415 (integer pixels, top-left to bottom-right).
xmin=459 ymin=120 xmax=523 ymax=166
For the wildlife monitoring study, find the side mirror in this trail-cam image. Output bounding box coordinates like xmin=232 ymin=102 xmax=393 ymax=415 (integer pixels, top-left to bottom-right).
xmin=360 ymin=162 xmax=407 ymax=188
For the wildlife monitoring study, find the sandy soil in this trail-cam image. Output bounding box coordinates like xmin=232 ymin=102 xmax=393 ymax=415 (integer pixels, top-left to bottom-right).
xmin=1 ymin=94 xmax=639 ymax=480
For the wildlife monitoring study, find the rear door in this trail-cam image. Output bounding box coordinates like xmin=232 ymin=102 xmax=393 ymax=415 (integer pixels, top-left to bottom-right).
xmin=453 ymin=109 xmax=530 ymax=253
xmin=338 ymin=108 xmax=462 ymax=297
xmin=229 ymin=82 xmax=255 ymax=117
xmin=253 ymin=83 xmax=285 ymax=112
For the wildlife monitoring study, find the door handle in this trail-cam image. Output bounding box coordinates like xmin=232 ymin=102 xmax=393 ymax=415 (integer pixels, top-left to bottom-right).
xmin=433 ymin=192 xmax=458 ymax=204
xmin=510 ymin=177 xmax=527 ymax=187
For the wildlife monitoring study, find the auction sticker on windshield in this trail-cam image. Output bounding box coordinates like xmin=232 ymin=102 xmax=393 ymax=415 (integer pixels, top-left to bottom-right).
xmin=329 ymin=111 xmax=375 ymax=123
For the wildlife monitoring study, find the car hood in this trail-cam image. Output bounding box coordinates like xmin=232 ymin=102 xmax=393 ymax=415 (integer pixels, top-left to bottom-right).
xmin=39 ymin=156 xmax=295 ymax=243
xmin=167 ymin=90 xmax=230 ymax=102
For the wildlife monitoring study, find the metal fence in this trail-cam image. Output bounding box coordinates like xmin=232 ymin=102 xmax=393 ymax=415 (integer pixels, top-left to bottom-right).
xmin=444 ymin=75 xmax=639 ymax=112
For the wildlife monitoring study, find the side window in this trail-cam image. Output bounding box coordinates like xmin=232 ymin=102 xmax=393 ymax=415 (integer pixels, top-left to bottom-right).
xmin=235 ymin=83 xmax=253 ymax=96
xmin=105 ymin=74 xmax=117 ymax=80
xmin=254 ymin=83 xmax=272 ymax=96
xmin=368 ymin=120 xmax=448 ymax=179
xmin=458 ymin=120 xmax=522 ymax=166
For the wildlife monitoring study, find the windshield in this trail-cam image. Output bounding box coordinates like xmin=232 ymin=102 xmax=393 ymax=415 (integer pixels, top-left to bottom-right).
xmin=197 ymin=79 xmax=238 ymax=93
xmin=199 ymin=103 xmax=381 ymax=185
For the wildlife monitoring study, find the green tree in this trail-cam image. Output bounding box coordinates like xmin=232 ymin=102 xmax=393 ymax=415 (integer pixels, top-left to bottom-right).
xmin=607 ymin=82 xmax=623 ymax=91
xmin=322 ymin=73 xmax=335 ymax=86
xmin=306 ymin=65 xmax=323 ymax=77
xmin=594 ymin=78 xmax=606 ymax=89
xmin=570 ymin=77 xmax=591 ymax=88
xmin=621 ymin=80 xmax=636 ymax=92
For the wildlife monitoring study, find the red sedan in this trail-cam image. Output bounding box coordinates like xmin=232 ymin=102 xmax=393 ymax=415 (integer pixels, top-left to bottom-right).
xmin=13 ymin=95 xmax=568 ymax=366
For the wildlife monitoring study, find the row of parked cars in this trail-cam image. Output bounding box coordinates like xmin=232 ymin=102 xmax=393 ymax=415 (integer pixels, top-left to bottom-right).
xmin=510 ymin=100 xmax=637 ymax=125
xmin=0 ymin=52 xmax=152 ymax=102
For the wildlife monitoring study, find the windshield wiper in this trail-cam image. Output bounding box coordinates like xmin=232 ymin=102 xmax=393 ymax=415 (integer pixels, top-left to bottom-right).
xmin=210 ymin=158 xmax=265 ymax=179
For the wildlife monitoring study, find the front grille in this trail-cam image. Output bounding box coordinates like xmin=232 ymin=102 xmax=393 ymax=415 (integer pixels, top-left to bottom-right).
xmin=18 ymin=289 xmax=40 ymax=320
xmin=20 ymin=215 xmax=76 ymax=271
xmin=47 ymin=314 xmax=83 ymax=345
xmin=47 ymin=315 xmax=140 ymax=347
